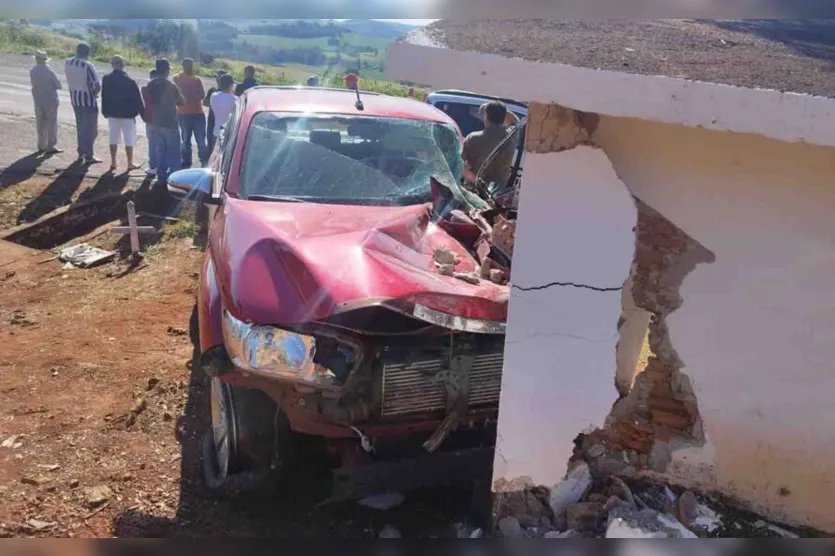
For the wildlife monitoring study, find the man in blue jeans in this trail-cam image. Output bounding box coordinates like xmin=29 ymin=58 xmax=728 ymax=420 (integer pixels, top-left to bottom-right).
xmin=141 ymin=69 xmax=159 ymax=176
xmin=146 ymin=59 xmax=184 ymax=187
xmin=173 ymin=58 xmax=208 ymax=168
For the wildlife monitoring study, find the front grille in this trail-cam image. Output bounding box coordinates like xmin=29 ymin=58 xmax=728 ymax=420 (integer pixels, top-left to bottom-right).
xmin=380 ymin=352 xmax=504 ymax=418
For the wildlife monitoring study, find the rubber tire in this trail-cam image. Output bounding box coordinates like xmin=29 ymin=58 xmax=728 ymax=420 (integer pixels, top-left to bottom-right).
xmin=201 ymin=430 xmax=278 ymax=499
xmin=201 ymin=382 xmax=281 ymax=499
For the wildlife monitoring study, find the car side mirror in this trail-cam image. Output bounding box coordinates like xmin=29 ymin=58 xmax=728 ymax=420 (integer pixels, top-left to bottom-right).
xmin=167 ymin=168 xmax=219 ymax=205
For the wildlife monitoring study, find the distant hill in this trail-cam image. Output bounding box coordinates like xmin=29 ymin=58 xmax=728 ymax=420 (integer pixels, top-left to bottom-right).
xmin=24 ymin=19 xmax=420 ymax=80
xmin=340 ymin=20 xmax=417 ymax=39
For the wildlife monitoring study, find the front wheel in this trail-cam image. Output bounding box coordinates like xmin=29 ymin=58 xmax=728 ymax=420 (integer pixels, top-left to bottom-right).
xmin=201 ymin=378 xmax=281 ymax=498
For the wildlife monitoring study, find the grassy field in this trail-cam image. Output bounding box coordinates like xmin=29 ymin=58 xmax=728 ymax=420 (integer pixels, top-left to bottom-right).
xmin=235 ymin=32 xmax=389 ymax=51
xmin=0 ymin=22 xmax=422 ymax=97
xmin=232 ymin=31 xmax=390 ymax=79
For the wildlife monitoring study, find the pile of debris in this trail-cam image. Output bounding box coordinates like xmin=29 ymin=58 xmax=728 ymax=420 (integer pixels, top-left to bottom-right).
xmin=484 ymin=462 xmax=804 ymax=539
xmin=434 ymin=207 xmax=516 ymax=287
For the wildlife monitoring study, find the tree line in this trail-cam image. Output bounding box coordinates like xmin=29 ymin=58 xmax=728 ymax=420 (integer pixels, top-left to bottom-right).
xmin=246 ymin=20 xmax=346 ymax=39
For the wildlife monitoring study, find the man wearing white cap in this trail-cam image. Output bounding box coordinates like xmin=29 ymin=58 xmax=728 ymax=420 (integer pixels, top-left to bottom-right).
xmin=29 ymin=51 xmax=63 ymax=155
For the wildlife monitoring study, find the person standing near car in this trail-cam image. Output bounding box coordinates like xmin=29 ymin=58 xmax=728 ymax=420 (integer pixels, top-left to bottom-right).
xmin=204 ymin=70 xmax=226 ymax=155
xmin=101 ymin=55 xmax=144 ymax=172
xmin=64 ymin=42 xmax=102 ymax=164
xmin=194 ymin=73 xmax=235 ymax=250
xmin=173 ymin=58 xmax=208 ymax=169
xmin=147 ymin=59 xmax=185 ymax=187
xmin=210 ymin=73 xmax=236 ymax=140
xmin=234 ymin=65 xmax=258 ymax=96
xmin=29 ymin=50 xmax=63 ymax=155
xmin=141 ymin=69 xmax=159 ymax=176
xmin=461 ymin=100 xmax=519 ymax=188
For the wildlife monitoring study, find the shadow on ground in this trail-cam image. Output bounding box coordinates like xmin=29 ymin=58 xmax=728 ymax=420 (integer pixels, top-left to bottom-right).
xmin=0 ymin=152 xmax=56 ymax=193
xmin=16 ymin=160 xmax=89 ymax=224
xmin=15 ymin=167 xmax=155 ymax=227
xmin=110 ymin=306 xmax=485 ymax=538
xmin=707 ymin=19 xmax=835 ymax=62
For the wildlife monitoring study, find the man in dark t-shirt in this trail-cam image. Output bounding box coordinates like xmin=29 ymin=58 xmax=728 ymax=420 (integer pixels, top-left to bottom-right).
xmin=235 ymin=65 xmax=258 ymax=96
xmin=461 ymin=100 xmax=519 ymax=189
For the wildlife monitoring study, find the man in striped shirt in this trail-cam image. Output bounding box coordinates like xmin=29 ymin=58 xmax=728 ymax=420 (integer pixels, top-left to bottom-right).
xmin=64 ymin=43 xmax=102 ymax=164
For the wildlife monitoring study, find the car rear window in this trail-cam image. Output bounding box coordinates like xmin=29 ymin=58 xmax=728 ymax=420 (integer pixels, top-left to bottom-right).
xmin=432 ymin=100 xmax=525 ymax=142
xmin=238 ymin=112 xmax=463 ymax=206
xmin=433 ymin=102 xmax=484 ymax=137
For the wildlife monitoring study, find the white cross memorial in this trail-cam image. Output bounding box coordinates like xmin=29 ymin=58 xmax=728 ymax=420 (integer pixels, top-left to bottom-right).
xmin=110 ymin=201 xmax=157 ymax=256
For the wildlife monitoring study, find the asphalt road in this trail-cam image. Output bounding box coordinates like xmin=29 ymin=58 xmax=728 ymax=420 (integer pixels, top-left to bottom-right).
xmin=0 ymin=53 xmax=208 ymax=177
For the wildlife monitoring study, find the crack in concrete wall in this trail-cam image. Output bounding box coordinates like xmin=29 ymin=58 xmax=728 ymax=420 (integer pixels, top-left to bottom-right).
xmin=583 ymin=199 xmax=716 ymax=477
xmin=512 ymin=281 xmax=623 ymax=293
xmin=614 ymin=263 xmax=652 ymax=397
xmin=494 ymin=100 xmax=718 ymax=531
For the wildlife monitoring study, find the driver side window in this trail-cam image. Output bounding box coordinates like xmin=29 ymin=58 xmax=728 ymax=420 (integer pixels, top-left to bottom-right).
xmin=219 ymin=101 xmax=242 ymax=185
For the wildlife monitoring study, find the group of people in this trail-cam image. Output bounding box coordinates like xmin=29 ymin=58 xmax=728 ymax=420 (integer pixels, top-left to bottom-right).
xmin=31 ymin=43 xmax=511 ymax=192
xmin=29 ymin=43 xmax=260 ymax=185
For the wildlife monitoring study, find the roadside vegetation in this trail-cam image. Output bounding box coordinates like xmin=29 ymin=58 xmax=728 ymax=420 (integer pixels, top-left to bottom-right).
xmin=0 ymin=20 xmax=425 ymax=98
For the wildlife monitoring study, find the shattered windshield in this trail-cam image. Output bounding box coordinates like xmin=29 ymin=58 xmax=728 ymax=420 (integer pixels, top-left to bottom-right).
xmin=239 ymin=112 xmax=464 ymax=205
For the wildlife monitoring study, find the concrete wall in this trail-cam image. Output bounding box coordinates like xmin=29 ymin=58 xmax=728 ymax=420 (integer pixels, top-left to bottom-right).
xmin=495 ymin=146 xmax=636 ymax=488
xmin=593 ymin=116 xmax=835 ymax=530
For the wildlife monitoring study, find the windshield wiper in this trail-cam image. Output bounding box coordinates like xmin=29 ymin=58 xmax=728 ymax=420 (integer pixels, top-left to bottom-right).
xmin=245 ymin=195 xmax=309 ymax=203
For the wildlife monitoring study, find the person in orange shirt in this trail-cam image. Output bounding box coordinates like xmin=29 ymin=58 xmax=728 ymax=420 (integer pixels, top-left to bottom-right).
xmin=172 ymin=58 xmax=208 ymax=168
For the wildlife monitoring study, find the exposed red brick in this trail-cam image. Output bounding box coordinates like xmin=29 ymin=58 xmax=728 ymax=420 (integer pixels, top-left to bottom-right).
xmin=591 ymin=200 xmax=715 ymax=477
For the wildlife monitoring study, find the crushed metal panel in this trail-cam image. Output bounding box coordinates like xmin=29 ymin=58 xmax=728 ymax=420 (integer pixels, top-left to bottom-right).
xmin=423 ymin=352 xmax=474 ymax=452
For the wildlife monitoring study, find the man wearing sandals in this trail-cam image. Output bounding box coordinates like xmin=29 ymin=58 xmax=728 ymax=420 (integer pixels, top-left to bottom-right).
xmin=101 ymin=55 xmax=145 ymax=172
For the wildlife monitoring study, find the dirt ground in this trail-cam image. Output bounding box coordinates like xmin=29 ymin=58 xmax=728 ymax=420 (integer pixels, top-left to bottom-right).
xmin=0 ymin=173 xmax=476 ymax=538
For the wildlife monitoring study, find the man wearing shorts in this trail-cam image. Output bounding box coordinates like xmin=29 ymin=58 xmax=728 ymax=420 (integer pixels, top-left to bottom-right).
xmin=101 ymin=55 xmax=144 ymax=172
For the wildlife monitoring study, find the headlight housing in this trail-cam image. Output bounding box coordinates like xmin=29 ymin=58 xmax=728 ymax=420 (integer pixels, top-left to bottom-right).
xmin=222 ymin=309 xmax=358 ymax=389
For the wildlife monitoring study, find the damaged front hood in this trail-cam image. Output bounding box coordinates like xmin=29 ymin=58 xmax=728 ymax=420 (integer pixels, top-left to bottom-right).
xmin=215 ymin=198 xmax=509 ymax=326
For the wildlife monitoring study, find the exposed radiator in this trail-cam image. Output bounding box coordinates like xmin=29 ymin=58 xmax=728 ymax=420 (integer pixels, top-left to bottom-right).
xmin=380 ymin=352 xmax=504 ymax=418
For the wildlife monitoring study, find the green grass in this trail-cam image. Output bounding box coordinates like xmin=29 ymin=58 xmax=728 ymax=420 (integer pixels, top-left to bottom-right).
xmin=235 ymin=34 xmax=334 ymax=49
xmin=0 ymin=22 xmax=421 ymax=98
xmin=0 ymin=22 xmax=160 ymax=71
xmin=234 ymin=32 xmax=388 ymax=52
xmin=163 ymin=220 xmax=200 ymax=240
xmin=231 ymin=31 xmax=388 ymax=78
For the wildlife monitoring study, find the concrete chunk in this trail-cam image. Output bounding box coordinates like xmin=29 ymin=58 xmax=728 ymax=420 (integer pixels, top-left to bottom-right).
xmin=548 ymin=462 xmax=592 ymax=520
xmin=606 ymin=506 xmax=697 ymax=538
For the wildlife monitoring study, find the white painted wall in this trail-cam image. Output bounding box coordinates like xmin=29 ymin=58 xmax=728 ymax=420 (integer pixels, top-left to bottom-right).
xmin=495 ymin=146 xmax=636 ymax=488
xmin=594 ymin=116 xmax=835 ymax=531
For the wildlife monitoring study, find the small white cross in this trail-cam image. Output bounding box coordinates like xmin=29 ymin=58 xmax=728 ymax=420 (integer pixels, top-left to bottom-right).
xmin=110 ymin=201 xmax=157 ymax=256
